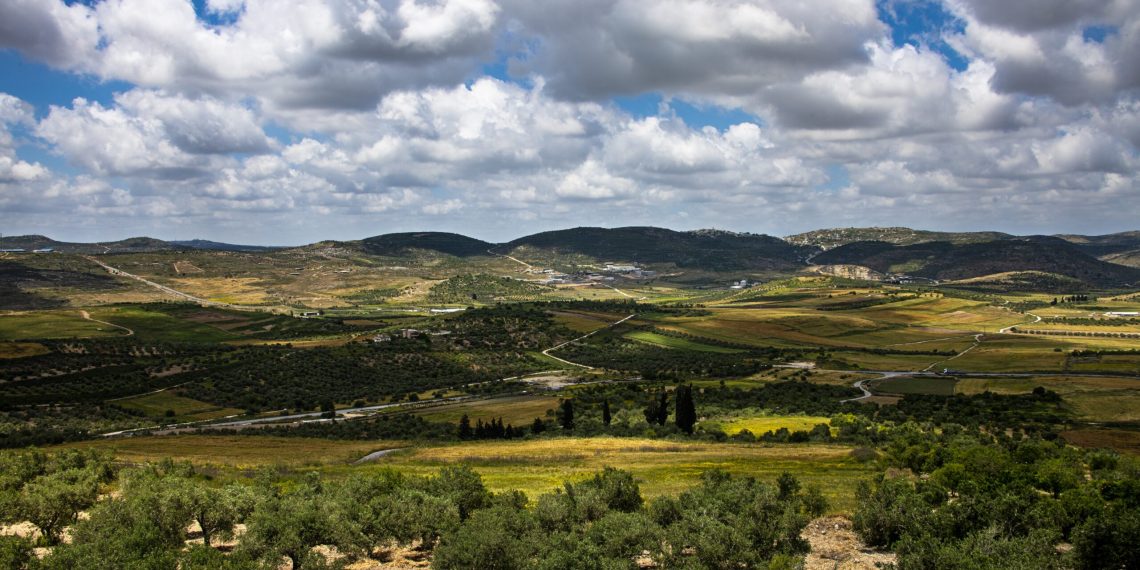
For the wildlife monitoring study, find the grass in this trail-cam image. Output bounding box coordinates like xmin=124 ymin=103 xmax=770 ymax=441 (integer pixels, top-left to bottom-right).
xmin=60 ymin=436 xmax=876 ymax=511
xmin=411 ymin=395 xmax=562 ymax=425
xmin=710 ymin=415 xmax=833 ymax=436
xmin=0 ymin=341 xmax=49 ymax=359
xmin=360 ymin=437 xmax=874 ymax=512
xmin=0 ymin=310 xmax=116 ymax=340
xmin=1061 ymin=429 xmax=1140 ymax=455
xmin=624 ymin=331 xmax=745 ymax=353
xmin=88 ymin=305 xmax=238 ymax=343
xmin=59 ymin=436 xmax=401 ymax=468
xmin=871 ymin=376 xmax=958 ymax=396
xmin=113 ymin=390 xmax=244 ymax=422
xmin=956 ymin=375 xmax=1140 ymax=422
xmin=551 ymin=310 xmax=620 ymax=333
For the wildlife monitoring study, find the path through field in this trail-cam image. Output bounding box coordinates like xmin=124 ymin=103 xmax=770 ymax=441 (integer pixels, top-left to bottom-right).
xmin=84 ymin=256 xmax=279 ymax=313
xmin=78 ymin=309 xmax=133 ymax=336
xmin=542 ymin=313 xmax=637 ymax=369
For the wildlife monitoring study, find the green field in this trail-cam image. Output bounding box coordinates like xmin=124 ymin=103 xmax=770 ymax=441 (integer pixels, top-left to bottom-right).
xmin=61 ymin=435 xmax=876 ymax=512
xmin=624 ymin=331 xmax=745 ymax=353
xmin=88 ymin=305 xmax=239 ymax=342
xmin=0 ymin=310 xmax=118 ymax=340
xmin=113 ymin=390 xmax=244 ymax=422
xmin=344 ymin=437 xmax=874 ymax=512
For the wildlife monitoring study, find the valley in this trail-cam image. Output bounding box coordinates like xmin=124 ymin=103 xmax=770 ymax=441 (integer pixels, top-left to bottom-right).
xmin=2 ymin=225 xmax=1139 ymax=569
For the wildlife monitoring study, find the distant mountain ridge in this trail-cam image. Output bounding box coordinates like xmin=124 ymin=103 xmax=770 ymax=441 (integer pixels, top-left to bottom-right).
xmin=6 ymin=226 xmax=1140 ymax=287
xmin=0 ymin=235 xmax=278 ymax=254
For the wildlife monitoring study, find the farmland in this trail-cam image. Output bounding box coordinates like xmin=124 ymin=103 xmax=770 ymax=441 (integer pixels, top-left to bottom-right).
xmin=2 ymin=240 xmax=1139 ymax=569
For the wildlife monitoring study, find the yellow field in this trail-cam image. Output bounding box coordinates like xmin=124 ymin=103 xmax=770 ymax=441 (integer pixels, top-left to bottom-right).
xmin=362 ymin=437 xmax=872 ymax=512
xmin=60 ymin=436 xmax=875 ymax=511
xmin=712 ymin=415 xmax=833 ymax=436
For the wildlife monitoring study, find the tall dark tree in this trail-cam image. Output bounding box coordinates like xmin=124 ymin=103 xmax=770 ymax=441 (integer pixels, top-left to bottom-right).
xmin=675 ymin=384 xmax=696 ymax=434
xmin=656 ymin=390 xmax=669 ymax=426
xmin=458 ymin=414 xmax=472 ymax=439
xmin=559 ymin=399 xmax=575 ymax=431
xmin=602 ymin=399 xmax=612 ymax=426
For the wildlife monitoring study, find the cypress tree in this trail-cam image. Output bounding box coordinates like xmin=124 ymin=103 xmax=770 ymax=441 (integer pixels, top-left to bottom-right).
xmin=560 ymin=399 xmax=575 ymax=430
xmin=675 ymin=384 xmax=696 ymax=434
xmin=602 ymin=399 xmax=612 ymax=426
xmin=458 ymin=414 xmax=472 ymax=439
xmin=656 ymin=390 xmax=669 ymax=426
xmin=531 ymin=417 xmax=546 ymax=434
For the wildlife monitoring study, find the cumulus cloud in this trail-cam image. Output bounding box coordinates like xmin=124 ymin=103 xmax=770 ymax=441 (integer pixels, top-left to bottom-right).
xmin=1 ymin=1 xmax=1138 ymax=241
xmin=946 ymin=0 xmax=1140 ymax=104
xmin=503 ymin=0 xmax=883 ymax=100
xmin=35 ymin=91 xmax=269 ymax=177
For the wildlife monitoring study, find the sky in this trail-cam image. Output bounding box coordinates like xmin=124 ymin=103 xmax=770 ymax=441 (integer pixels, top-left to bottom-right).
xmin=0 ymin=0 xmax=1137 ymax=245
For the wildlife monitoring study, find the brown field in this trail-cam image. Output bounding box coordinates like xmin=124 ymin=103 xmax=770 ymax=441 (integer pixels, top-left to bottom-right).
xmin=1061 ymin=429 xmax=1140 ymax=455
xmin=412 ymin=394 xmax=562 ymax=425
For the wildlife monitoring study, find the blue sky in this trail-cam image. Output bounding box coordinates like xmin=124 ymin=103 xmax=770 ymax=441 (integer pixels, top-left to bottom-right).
xmin=0 ymin=0 xmax=1136 ymax=244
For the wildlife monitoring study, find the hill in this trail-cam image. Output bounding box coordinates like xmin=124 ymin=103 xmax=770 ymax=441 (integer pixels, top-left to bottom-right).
xmin=0 ymin=235 xmax=172 ymax=254
xmin=1056 ymin=231 xmax=1140 ymax=267
xmin=506 ymin=227 xmax=808 ymax=271
xmin=168 ymin=239 xmax=279 ymax=252
xmin=786 ymin=227 xmax=1011 ymax=250
xmin=360 ymin=232 xmax=494 ymax=258
xmin=813 ymin=238 xmax=1140 ymax=287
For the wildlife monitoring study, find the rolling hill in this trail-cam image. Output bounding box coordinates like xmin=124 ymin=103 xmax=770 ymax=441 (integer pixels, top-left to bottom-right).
xmin=359 ymin=231 xmax=494 ymax=258
xmin=812 ymin=238 xmax=1140 ymax=287
xmin=786 ymin=227 xmax=1012 ymax=250
xmin=505 ymin=227 xmax=809 ymax=271
xmin=1056 ymin=231 xmax=1140 ymax=268
xmin=0 ymin=235 xmax=172 ymax=254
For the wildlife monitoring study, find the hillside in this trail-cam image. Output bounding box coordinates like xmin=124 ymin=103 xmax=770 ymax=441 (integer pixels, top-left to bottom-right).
xmin=360 ymin=232 xmax=494 ymax=258
xmin=813 ymin=238 xmax=1140 ymax=287
xmin=1056 ymin=231 xmax=1140 ymax=267
xmin=506 ymin=227 xmax=808 ymax=271
xmin=0 ymin=235 xmax=173 ymax=254
xmin=786 ymin=227 xmax=1011 ymax=250
xmin=168 ymin=239 xmax=279 ymax=252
